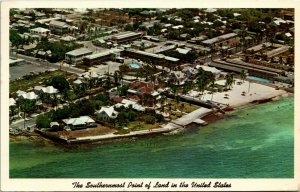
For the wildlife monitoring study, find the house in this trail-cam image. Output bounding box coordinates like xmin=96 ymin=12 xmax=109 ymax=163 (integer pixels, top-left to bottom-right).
xmin=60 ymin=36 xmax=76 ymax=42
xmin=63 ymin=116 xmax=96 ymax=130
xmin=182 ymin=66 xmax=198 ymax=78
xmin=18 ymin=91 xmax=38 ymax=100
xmin=9 ymin=98 xmax=16 ymax=107
xmin=168 ymin=71 xmax=186 ymax=85
xmin=65 ymin=48 xmax=92 ymax=64
xmin=128 ymin=81 xmax=160 ymax=106
xmin=176 ymin=48 xmax=191 ymax=55
xmin=50 ymin=122 xmax=60 ymax=129
xmin=95 ymin=106 xmax=118 ymax=122
xmin=114 ymin=99 xmax=145 ymax=112
xmin=49 ymin=20 xmax=69 ymax=34
xmin=197 ymin=65 xmax=222 ymax=76
xmin=30 ymin=27 xmax=51 ymax=37
xmin=43 ymin=86 xmax=59 ymax=95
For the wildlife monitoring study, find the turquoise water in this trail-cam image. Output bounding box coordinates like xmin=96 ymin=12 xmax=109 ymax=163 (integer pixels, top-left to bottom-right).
xmin=9 ymin=97 xmax=294 ymax=178
xmin=247 ymin=76 xmax=271 ymax=83
xmin=129 ymin=63 xmax=141 ymax=69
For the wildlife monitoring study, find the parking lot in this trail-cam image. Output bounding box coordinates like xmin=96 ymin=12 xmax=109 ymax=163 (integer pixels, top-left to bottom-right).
xmin=9 ymin=62 xmax=54 ymax=80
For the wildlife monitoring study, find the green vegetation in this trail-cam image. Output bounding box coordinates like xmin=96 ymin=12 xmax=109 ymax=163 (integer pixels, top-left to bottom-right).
xmin=35 ymin=99 xmax=96 ymax=128
xmin=81 ymin=16 xmax=95 ymax=23
xmin=164 ymin=50 xmax=197 ymax=62
xmin=34 ymin=40 xmax=82 ymax=62
xmin=10 ymin=71 xmax=76 ymax=93
xmin=117 ymin=108 xmax=165 ymax=130
xmin=10 ymin=30 xmax=25 ymax=47
xmin=36 ymin=115 xmax=51 ymax=128
xmin=85 ymin=32 xmax=109 ymax=41
xmin=45 ymin=75 xmax=70 ymax=92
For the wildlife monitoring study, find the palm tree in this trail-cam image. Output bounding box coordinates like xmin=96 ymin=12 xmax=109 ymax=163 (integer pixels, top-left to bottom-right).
xmin=225 ymin=73 xmax=234 ymax=90
xmin=19 ymin=99 xmax=36 ymax=130
xmin=240 ymin=70 xmax=247 ymax=83
xmin=208 ymin=74 xmax=216 ymax=101
xmin=196 ymin=68 xmax=209 ymax=100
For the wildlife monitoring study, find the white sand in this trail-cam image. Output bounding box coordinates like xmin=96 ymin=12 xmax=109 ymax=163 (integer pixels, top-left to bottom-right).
xmin=200 ymin=79 xmax=287 ymax=108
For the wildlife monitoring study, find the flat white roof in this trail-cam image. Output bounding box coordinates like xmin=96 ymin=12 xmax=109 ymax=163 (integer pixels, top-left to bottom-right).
xmin=85 ymin=48 xmax=121 ymax=60
xmin=30 ymin=27 xmax=50 ymax=33
xmin=202 ymin=33 xmax=238 ymax=45
xmin=66 ymin=48 xmax=92 ymax=56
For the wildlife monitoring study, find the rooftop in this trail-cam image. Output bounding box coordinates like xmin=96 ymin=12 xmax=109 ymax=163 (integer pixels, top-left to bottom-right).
xmin=30 ymin=27 xmax=50 ymax=33
xmin=202 ymin=33 xmax=238 ymax=45
xmin=66 ymin=48 xmax=92 ymax=56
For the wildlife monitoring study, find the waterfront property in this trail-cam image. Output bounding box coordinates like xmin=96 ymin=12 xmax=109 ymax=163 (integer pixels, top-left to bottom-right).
xmin=95 ymin=106 xmax=118 ymax=122
xmin=62 ymin=116 xmax=96 ymax=130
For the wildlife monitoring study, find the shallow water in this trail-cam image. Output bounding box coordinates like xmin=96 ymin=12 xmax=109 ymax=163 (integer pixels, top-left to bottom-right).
xmin=9 ymin=96 xmax=294 ymax=178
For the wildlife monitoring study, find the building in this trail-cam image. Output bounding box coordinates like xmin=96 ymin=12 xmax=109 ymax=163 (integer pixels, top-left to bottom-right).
xmin=30 ymin=27 xmax=51 ymax=37
xmin=122 ymin=49 xmax=180 ymax=69
xmin=109 ymin=31 xmax=142 ymax=44
xmin=49 ymin=20 xmax=69 ymax=34
xmin=114 ymin=99 xmax=145 ymax=112
xmin=95 ymin=106 xmax=118 ymax=122
xmin=168 ymin=71 xmax=187 ymax=85
xmin=65 ymin=48 xmax=93 ymax=64
xmin=128 ymin=81 xmax=160 ymax=106
xmin=83 ymin=48 xmax=121 ymax=66
xmin=18 ymin=91 xmax=38 ymax=100
xmin=34 ymin=86 xmax=59 ymax=95
xmin=201 ymin=33 xmax=240 ymax=48
xmin=63 ymin=116 xmax=96 ymax=130
xmin=182 ymin=66 xmax=198 ymax=78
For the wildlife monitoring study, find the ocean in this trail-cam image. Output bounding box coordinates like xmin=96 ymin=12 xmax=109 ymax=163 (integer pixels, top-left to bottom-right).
xmin=9 ymin=96 xmax=294 ymax=178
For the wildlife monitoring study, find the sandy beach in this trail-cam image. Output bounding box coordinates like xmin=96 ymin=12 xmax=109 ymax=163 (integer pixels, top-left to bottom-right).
xmin=196 ymin=79 xmax=287 ymax=108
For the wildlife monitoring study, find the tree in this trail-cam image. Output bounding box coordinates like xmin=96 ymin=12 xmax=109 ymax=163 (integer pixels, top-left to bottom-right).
xmin=36 ymin=115 xmax=51 ymax=128
xmin=225 ymin=73 xmax=234 ymax=90
xmin=46 ymin=75 xmax=70 ymax=92
xmin=124 ymin=24 xmax=134 ymax=31
xmin=19 ymin=99 xmax=36 ymax=129
xmin=117 ymin=85 xmax=129 ymax=96
xmin=240 ymin=70 xmax=247 ymax=83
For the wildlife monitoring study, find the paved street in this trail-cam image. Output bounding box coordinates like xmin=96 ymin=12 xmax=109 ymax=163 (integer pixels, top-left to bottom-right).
xmin=10 ymin=62 xmax=52 ymax=80
xmin=11 ymin=53 xmax=85 ymax=75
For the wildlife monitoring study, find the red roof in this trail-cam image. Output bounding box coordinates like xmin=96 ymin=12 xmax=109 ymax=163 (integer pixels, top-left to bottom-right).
xmin=130 ymin=95 xmax=141 ymax=101
xmin=110 ymin=96 xmax=123 ymax=103
xmin=129 ymin=81 xmax=154 ymax=94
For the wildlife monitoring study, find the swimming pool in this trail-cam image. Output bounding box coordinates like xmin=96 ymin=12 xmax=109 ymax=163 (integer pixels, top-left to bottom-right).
xmin=129 ymin=63 xmax=141 ymax=69
xmin=247 ymin=76 xmax=271 ymax=83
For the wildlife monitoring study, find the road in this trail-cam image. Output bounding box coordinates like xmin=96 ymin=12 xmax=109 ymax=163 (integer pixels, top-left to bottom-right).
xmin=11 ymin=53 xmax=85 ymax=75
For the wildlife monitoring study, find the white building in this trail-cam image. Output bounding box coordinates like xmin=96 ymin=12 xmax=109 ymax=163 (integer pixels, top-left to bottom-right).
xmin=30 ymin=27 xmax=50 ymax=37
xmin=63 ymin=116 xmax=96 ymax=130
xmin=65 ymin=48 xmax=93 ymax=64
xmin=95 ymin=106 xmax=118 ymax=121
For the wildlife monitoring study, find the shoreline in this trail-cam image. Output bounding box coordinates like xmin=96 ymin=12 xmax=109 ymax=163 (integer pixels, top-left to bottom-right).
xmin=10 ymin=92 xmax=293 ymax=146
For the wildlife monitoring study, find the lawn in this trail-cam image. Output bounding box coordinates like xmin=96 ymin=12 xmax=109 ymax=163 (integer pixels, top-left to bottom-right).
xmin=55 ymin=124 xmax=116 ymax=139
xmin=127 ymin=121 xmax=162 ymax=131
xmin=10 ymin=70 xmax=77 ymax=93
xmin=163 ymin=99 xmax=200 ymax=120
